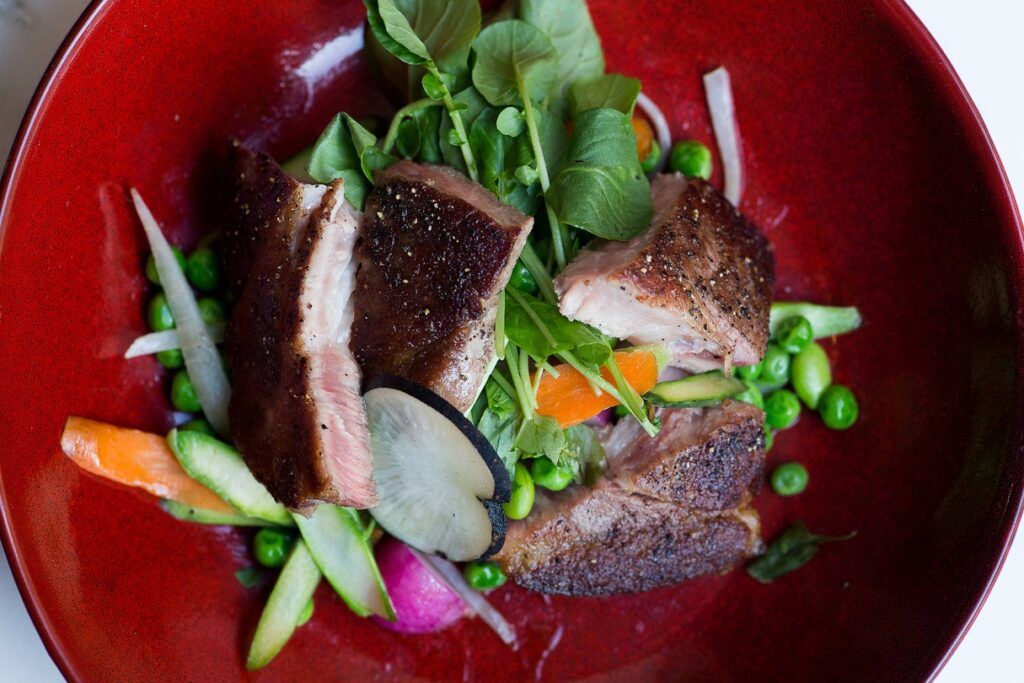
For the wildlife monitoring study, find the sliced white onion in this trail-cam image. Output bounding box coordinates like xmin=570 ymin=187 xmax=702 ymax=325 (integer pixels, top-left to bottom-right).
xmin=636 ymin=92 xmax=671 ymax=174
xmin=131 ymin=189 xmax=232 ymax=436
xmin=124 ymin=324 xmax=226 ymax=359
xmin=411 ymin=549 xmax=518 ymax=649
xmin=703 ymin=66 xmax=743 ymax=206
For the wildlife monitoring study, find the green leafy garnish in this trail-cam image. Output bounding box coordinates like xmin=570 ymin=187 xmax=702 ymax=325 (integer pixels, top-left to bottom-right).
xmin=549 ymin=107 xmax=653 ymax=240
xmin=746 ymin=522 xmax=856 ymax=584
xmin=307 ymin=114 xmax=390 ymax=210
xmin=569 ymin=73 xmax=641 ymax=116
xmin=519 ymin=0 xmax=605 ymax=95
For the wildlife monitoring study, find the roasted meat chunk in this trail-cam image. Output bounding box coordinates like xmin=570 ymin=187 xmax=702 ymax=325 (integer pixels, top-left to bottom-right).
xmin=495 ymin=482 xmax=762 ymax=596
xmin=494 ymin=402 xmax=766 ymax=596
xmin=555 ymin=175 xmax=774 ymax=371
xmin=604 ymin=400 xmax=765 ymax=509
xmin=351 ymin=161 xmax=533 ymax=412
xmin=222 ymin=141 xmax=376 ymax=511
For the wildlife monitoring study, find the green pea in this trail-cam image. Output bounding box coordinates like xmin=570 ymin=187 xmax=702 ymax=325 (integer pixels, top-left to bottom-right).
xmin=297 ymin=598 xmax=314 ymax=626
xmin=764 ymin=389 xmax=801 ymax=430
xmin=819 ymin=384 xmax=859 ymax=430
xmin=775 ymin=315 xmax=813 ymax=355
xmin=508 ymin=261 xmax=538 ymax=295
xmin=170 ymin=370 xmax=202 ymax=413
xmin=734 ymin=380 xmax=764 ymax=410
xmin=253 ymin=528 xmax=293 ymax=568
xmin=464 ymin=561 xmax=507 ymax=591
xmin=668 ymin=140 xmax=713 ymax=180
xmin=529 ymin=457 xmax=574 ymax=492
xmin=771 ymin=462 xmax=809 ymax=496
xmin=759 ymin=344 xmax=791 ymax=386
xmin=185 ymin=247 xmax=222 ymax=292
xmin=791 ymin=342 xmax=832 ymax=409
xmin=735 ymin=361 xmax=762 ymax=381
xmin=502 ymin=463 xmax=535 ymax=520
xmin=156 ymin=349 xmax=184 ymax=369
xmin=197 ymin=297 xmax=228 ymax=325
xmin=640 ymin=139 xmax=662 ymax=174
xmin=764 ymin=425 xmax=774 ymax=452
xmin=180 ymin=418 xmax=216 ymax=436
xmin=145 ymin=247 xmax=185 ymax=285
xmin=147 ymin=292 xmax=175 ymax=332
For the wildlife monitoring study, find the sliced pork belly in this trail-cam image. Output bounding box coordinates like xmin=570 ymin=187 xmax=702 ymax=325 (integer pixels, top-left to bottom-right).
xmin=494 ymin=403 xmax=765 ymax=596
xmin=222 ymin=141 xmax=376 ymax=511
xmin=555 ymin=175 xmax=774 ymax=370
xmin=494 ymin=482 xmax=761 ymax=596
xmin=605 ymin=400 xmax=765 ymax=509
xmin=351 ymin=161 xmax=533 ymax=412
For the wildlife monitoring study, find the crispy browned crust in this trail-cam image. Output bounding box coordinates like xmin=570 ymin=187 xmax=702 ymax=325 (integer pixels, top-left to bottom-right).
xmin=495 ymin=482 xmax=761 ymax=596
xmin=625 ymin=177 xmax=774 ymax=360
xmin=221 ymin=139 xmax=305 ymax=296
xmin=608 ymin=401 xmax=765 ymax=509
xmin=222 ymin=145 xmax=357 ymax=510
xmin=350 ymin=161 xmax=532 ymax=412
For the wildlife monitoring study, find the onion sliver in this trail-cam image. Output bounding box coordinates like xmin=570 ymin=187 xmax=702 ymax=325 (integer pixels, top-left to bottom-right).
xmin=703 ymin=67 xmax=743 ymax=206
xmin=131 ymin=189 xmax=232 ymax=435
xmin=125 ymin=324 xmax=226 ymax=359
xmin=411 ymin=549 xmax=518 ymax=648
xmin=636 ymin=92 xmax=671 ymax=174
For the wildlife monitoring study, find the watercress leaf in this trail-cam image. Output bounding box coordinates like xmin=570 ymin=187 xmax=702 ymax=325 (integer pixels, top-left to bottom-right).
xmin=307 ymin=113 xmax=373 ymax=210
xmin=496 ymin=107 xmax=525 ymax=137
xmin=365 ymin=0 xmax=481 ymax=100
xmin=746 ymin=522 xmax=856 ymax=584
xmin=361 ymin=146 xmax=396 ymax=178
xmin=471 ymin=20 xmax=558 ymax=107
xmin=519 ymin=0 xmax=604 ymax=90
xmin=421 ymin=72 xmax=447 ymax=100
xmin=504 ymin=290 xmax=612 ymax=363
xmin=395 ymin=118 xmax=421 ymax=158
xmin=549 ymin=108 xmax=653 ymax=240
xmin=515 ymin=414 xmax=566 ymax=460
xmin=566 ymin=325 xmax=614 ymax=369
xmin=477 ymin=409 xmax=520 ymax=474
xmin=569 ymin=73 xmax=642 ymax=116
xmin=514 ymin=165 xmax=539 ymax=185
xmin=536 ymin=107 xmax=569 ymax=175
xmin=413 ymin=106 xmax=444 ymax=163
xmin=564 ymin=424 xmax=607 ymax=486
xmin=485 ymin=375 xmax=517 ymax=419
xmin=364 ymin=0 xmax=432 ymax=66
xmin=472 ymin=109 xmax=520 ymax=205
xmin=440 ymin=86 xmax=490 ymax=173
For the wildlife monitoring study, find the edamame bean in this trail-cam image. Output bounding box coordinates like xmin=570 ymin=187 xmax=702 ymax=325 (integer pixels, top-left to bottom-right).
xmin=502 ymin=463 xmax=535 ymax=520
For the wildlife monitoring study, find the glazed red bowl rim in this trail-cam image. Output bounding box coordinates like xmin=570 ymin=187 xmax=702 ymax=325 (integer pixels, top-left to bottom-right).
xmin=1 ymin=0 xmax=1022 ymax=679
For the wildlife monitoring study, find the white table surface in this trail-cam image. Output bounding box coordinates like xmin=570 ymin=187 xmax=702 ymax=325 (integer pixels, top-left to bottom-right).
xmin=1 ymin=1 xmax=1022 ymax=680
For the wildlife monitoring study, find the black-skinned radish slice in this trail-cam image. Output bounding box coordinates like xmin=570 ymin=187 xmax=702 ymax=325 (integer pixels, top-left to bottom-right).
xmin=364 ymin=376 xmax=511 ymax=562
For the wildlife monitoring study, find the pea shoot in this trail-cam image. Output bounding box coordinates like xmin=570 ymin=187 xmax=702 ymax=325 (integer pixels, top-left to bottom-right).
xmin=819 ymin=385 xmax=859 ymax=430
xmin=668 ymin=140 xmax=713 ymax=180
xmin=771 ymin=462 xmax=809 ymax=496
xmin=464 ymin=561 xmax=507 ymax=591
xmin=765 ymin=389 xmax=801 ymax=430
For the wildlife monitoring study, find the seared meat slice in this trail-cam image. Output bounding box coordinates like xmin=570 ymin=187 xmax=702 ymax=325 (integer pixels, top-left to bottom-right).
xmin=351 ymin=161 xmax=532 ymax=412
xmin=605 ymin=400 xmax=764 ymax=509
xmin=555 ymin=175 xmax=774 ymax=371
xmin=494 ymin=403 xmax=765 ymax=596
xmin=222 ymin=141 xmax=376 ymax=511
xmin=494 ymin=482 xmax=761 ymax=596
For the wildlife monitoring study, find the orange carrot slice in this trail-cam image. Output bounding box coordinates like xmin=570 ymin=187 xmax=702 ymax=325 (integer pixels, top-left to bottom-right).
xmin=632 ymin=115 xmax=654 ymax=162
xmin=535 ymin=350 xmax=660 ymax=428
xmin=61 ymin=416 xmax=233 ymax=513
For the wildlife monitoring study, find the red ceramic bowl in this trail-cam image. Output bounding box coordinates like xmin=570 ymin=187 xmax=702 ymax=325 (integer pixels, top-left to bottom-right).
xmin=1 ymin=1 xmax=1021 ymax=680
